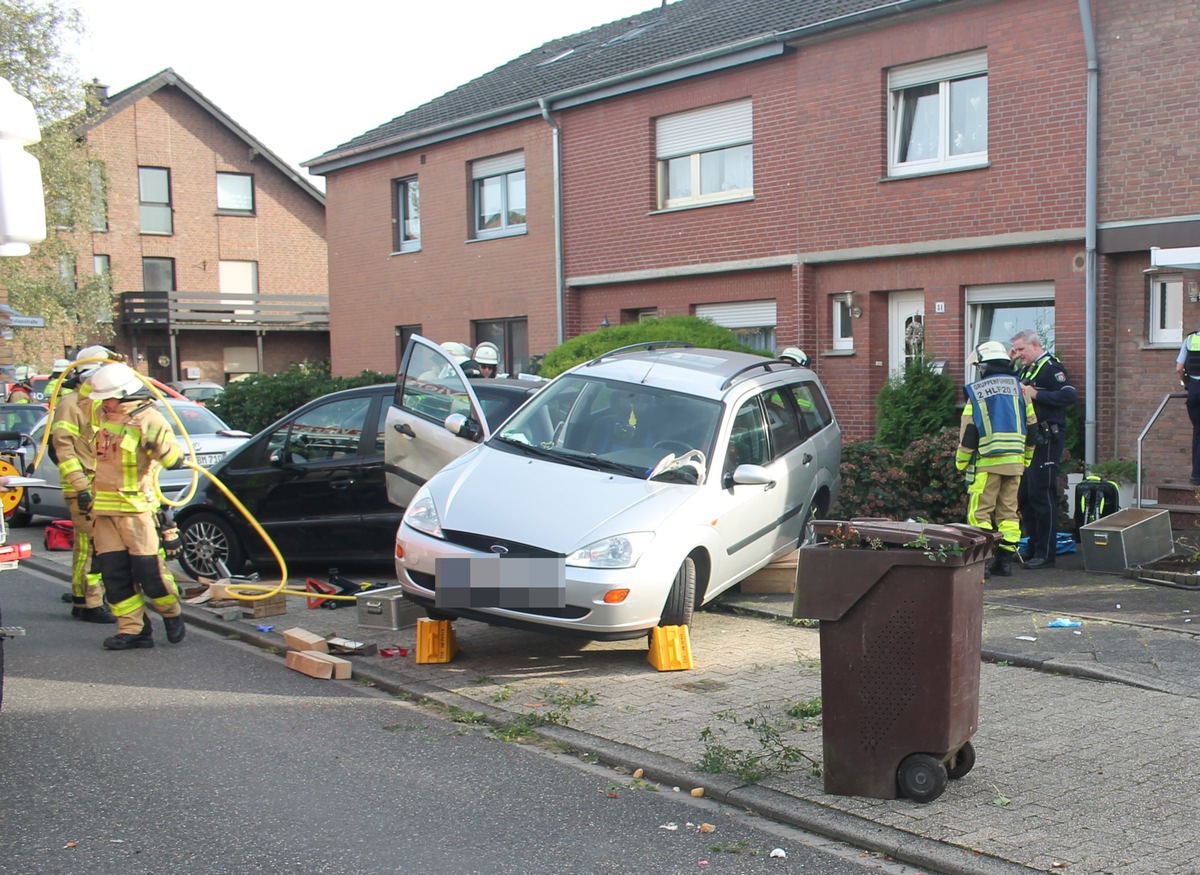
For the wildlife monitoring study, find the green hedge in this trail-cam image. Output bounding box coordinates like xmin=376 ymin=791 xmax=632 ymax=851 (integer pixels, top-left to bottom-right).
xmin=208 ymin=361 xmax=391 ymax=435
xmin=832 ymin=429 xmax=967 ymax=524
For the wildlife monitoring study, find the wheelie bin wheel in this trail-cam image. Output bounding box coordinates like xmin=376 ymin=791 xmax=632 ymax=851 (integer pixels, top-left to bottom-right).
xmin=897 ymin=753 xmax=948 ymax=803
xmin=946 ymin=741 xmax=976 ymax=780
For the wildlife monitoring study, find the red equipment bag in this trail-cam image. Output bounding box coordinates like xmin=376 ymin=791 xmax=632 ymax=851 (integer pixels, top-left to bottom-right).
xmin=44 ymin=519 xmax=74 ymax=551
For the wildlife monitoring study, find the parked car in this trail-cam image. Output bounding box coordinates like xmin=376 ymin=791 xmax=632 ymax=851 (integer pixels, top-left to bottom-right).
xmin=167 ymin=380 xmax=224 ymax=404
xmin=0 ymin=403 xmax=48 ymax=526
xmin=394 ymin=341 xmax=842 ymax=640
xmin=19 ymin=398 xmax=251 ymax=524
xmin=174 ymin=372 xmax=543 ymax=580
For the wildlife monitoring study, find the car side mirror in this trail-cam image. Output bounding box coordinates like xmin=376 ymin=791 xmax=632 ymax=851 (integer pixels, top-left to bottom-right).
xmin=729 ymin=464 xmax=775 ymax=488
xmin=444 ymin=412 xmax=482 ymax=442
xmin=268 ymin=447 xmax=286 ymax=467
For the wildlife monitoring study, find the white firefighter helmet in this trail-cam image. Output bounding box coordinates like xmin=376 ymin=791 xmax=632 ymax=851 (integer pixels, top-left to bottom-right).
xmin=968 ymin=340 xmax=1010 ymax=367
xmin=778 ymin=347 xmax=809 ymax=367
xmin=473 ymin=342 xmax=500 ymax=366
xmin=88 ymin=362 xmax=144 ymax=400
xmin=49 ymin=358 xmax=71 ymax=376
xmin=75 ymin=345 xmax=116 ymax=378
xmin=440 ymin=341 xmax=472 ymax=364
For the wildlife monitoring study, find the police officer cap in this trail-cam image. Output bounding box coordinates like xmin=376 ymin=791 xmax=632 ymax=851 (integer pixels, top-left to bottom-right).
xmin=968 ymin=341 xmax=1010 ymax=366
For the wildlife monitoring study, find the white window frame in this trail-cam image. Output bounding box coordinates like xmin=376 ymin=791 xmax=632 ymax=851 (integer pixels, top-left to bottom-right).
xmin=888 ymin=51 xmax=988 ymax=177
xmin=216 ymin=172 xmax=255 ymax=213
xmin=964 ymin=282 xmax=1055 ymax=367
xmin=656 ymin=100 xmax=753 ymax=210
xmin=1149 ymin=275 xmax=1183 ymax=345
xmin=393 ymin=176 xmax=421 ymax=253
xmin=472 ymin=152 xmax=525 ymax=239
xmin=832 ymin=294 xmax=854 ymax=351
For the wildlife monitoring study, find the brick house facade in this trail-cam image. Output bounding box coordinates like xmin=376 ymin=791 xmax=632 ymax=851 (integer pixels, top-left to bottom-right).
xmin=309 ymin=0 xmax=1198 ymax=498
xmin=76 ymin=70 xmax=328 ymax=384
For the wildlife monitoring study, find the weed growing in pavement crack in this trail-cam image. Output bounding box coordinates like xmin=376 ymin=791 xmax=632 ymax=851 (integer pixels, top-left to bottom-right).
xmin=490 ymin=684 xmax=596 ymax=742
xmin=490 ymin=685 xmax=513 ymax=703
xmin=785 ymin=697 xmax=823 ymax=720
xmin=605 ymin=777 xmax=660 ymax=794
xmin=445 ymin=705 xmax=488 ymax=725
xmin=698 ymin=708 xmax=821 ymax=782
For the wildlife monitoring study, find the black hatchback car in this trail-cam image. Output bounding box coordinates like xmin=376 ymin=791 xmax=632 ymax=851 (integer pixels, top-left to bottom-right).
xmin=174 ymin=379 xmax=541 ymax=579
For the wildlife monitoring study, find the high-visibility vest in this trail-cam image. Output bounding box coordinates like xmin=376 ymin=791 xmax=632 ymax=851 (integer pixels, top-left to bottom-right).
xmin=964 ymin=374 xmax=1027 ymax=458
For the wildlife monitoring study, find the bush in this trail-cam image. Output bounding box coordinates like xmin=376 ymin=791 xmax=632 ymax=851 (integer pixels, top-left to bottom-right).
xmin=537 ymin=316 xmax=764 ymax=378
xmin=832 ymin=429 xmax=967 ymax=525
xmin=209 ymin=361 xmax=391 ymax=434
xmin=875 ymin=356 xmax=959 ymax=452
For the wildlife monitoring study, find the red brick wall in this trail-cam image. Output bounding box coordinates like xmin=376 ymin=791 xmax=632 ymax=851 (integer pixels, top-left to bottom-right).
xmin=560 ymin=0 xmax=1086 ymax=283
xmin=323 ymin=118 xmax=558 ymax=376
xmin=79 ymin=85 xmax=327 ymax=380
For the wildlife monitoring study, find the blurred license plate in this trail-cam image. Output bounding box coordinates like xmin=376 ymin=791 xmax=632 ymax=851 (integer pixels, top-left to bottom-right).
xmin=195 ymin=453 xmax=223 ymax=467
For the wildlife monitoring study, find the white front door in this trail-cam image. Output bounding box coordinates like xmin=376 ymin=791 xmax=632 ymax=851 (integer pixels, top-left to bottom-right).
xmin=888 ymin=291 xmax=925 ymax=376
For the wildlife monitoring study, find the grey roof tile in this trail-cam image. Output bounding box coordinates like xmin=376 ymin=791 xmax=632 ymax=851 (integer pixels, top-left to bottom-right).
xmin=308 ymin=0 xmax=939 ymax=168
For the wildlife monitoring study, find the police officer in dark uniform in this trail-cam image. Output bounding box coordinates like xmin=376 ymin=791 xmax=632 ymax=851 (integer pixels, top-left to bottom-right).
xmin=1011 ymin=329 xmax=1077 ymax=568
xmin=1175 ymin=331 xmax=1200 ymax=484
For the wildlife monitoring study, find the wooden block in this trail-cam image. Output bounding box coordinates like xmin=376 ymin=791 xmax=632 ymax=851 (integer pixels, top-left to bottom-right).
xmin=303 ymin=650 xmax=353 ymax=679
xmin=241 ymin=593 xmax=288 ymax=619
xmin=286 ymin=650 xmax=335 ymax=679
xmin=282 ymin=627 xmax=329 ymax=652
xmin=740 ymin=550 xmax=799 ymax=594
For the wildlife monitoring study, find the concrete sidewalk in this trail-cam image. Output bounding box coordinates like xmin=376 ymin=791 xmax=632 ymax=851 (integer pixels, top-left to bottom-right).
xmin=25 ymin=546 xmax=1200 ymax=875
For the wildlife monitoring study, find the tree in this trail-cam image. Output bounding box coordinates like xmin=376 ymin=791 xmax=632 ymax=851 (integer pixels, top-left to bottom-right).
xmin=0 ymin=0 xmax=112 ymax=369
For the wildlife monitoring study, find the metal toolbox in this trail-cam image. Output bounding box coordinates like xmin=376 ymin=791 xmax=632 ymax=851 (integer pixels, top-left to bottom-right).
xmin=355 ymin=586 xmax=424 ymax=630
xmin=1079 ymin=508 xmax=1174 ymax=574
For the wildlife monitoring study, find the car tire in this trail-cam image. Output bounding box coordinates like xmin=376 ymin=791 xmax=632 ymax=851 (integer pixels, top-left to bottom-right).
xmin=660 ymin=555 xmax=696 ymax=628
xmin=4 ymin=504 xmax=30 ymax=528
xmin=178 ymin=512 xmax=245 ymax=580
xmin=799 ymin=495 xmax=828 ymax=548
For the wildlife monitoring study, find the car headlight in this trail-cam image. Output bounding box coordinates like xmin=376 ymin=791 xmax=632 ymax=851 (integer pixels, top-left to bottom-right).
xmin=403 ymin=489 xmax=444 ymax=539
xmin=567 ymin=533 xmax=653 ymax=569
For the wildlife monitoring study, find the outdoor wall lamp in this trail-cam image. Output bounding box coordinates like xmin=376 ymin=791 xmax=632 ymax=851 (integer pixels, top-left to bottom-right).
xmin=600 ymin=314 xmax=611 ymax=328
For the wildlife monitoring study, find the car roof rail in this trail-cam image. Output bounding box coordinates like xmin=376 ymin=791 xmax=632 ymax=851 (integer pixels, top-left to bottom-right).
xmin=719 ymin=359 xmax=797 ymax=391
xmin=584 ymin=341 xmax=695 ymax=367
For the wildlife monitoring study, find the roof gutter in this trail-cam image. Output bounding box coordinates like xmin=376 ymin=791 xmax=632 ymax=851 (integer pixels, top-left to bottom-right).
xmin=1078 ymin=0 xmax=1099 ymax=466
xmin=772 ymin=0 xmax=963 ymax=43
xmin=538 ymin=98 xmax=565 ymax=345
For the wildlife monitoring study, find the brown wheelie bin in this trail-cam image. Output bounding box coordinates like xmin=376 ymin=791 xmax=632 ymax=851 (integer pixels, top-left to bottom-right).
xmin=794 ymin=519 xmax=998 ymax=803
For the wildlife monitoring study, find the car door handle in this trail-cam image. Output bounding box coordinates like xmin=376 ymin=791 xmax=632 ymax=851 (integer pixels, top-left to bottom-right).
xmin=803 ymin=453 xmax=814 ymax=465
xmin=330 ymin=478 xmax=355 ymax=490
xmin=393 ymin=422 xmax=415 ymax=438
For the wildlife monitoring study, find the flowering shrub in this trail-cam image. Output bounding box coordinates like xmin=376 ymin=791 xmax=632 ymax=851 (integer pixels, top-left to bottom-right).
xmin=823 ymin=523 xmax=885 ymax=550
xmin=833 ymin=429 xmax=967 ymax=524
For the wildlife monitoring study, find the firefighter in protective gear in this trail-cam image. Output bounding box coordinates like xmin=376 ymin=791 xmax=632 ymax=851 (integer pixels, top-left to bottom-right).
xmin=473 ymin=342 xmax=500 ymax=378
xmin=955 ymin=341 xmax=1037 ymax=577
xmin=50 ymin=346 xmax=119 ymax=623
xmin=87 ymin=362 xmax=187 ymax=650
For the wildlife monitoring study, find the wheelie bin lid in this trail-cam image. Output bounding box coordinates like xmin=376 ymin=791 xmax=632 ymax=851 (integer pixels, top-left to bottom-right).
xmin=796 ymin=519 xmax=1000 ymax=621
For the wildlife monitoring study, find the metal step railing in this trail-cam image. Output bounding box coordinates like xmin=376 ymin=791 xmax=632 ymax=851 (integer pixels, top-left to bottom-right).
xmin=1136 ymin=391 xmax=1187 ymax=508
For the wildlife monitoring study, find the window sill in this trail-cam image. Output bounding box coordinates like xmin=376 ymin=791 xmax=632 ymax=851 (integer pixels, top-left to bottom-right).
xmin=390 ymin=246 xmax=422 ymax=256
xmin=468 ymin=227 xmax=527 ymax=243
xmin=649 ymin=195 xmax=754 ymax=215
xmin=216 ymin=210 xmax=256 ymax=218
xmin=140 ymin=230 xmax=174 ymax=237
xmin=824 ymin=348 xmax=856 ymax=357
xmin=1139 ymin=340 xmax=1184 ymax=351
xmin=881 ymin=162 xmax=990 ymax=183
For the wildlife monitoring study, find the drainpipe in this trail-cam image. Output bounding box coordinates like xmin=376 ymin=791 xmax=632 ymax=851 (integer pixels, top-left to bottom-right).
xmin=538 ymin=98 xmax=565 ymax=345
xmin=1078 ymin=0 xmax=1099 ymax=465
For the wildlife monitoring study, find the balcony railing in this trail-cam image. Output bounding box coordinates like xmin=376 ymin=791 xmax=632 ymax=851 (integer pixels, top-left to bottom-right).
xmin=118 ymin=291 xmax=329 ymax=332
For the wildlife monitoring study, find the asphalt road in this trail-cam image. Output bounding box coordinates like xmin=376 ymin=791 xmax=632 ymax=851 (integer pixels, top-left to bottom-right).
xmin=0 ymin=564 xmax=919 ymax=875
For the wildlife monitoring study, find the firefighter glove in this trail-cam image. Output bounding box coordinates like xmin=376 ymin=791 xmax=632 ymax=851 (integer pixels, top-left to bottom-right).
xmin=160 ymin=526 xmax=182 ymax=560
xmin=76 ymin=490 xmax=93 ymax=513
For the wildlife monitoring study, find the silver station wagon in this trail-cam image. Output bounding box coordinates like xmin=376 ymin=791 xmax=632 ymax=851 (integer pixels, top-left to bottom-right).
xmin=394 ymin=341 xmax=841 ymax=640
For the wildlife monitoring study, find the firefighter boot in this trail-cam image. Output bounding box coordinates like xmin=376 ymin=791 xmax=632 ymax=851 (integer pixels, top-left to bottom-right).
xmin=103 ymin=616 xmax=154 ymax=651
xmin=79 ymin=605 xmax=117 ymax=624
xmin=989 ymin=550 xmax=1014 ymax=578
xmin=164 ymin=614 xmax=186 ymax=644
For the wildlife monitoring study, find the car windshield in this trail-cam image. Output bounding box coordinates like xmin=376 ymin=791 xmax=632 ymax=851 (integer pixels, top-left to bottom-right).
xmin=493 ymin=375 xmax=720 ymax=482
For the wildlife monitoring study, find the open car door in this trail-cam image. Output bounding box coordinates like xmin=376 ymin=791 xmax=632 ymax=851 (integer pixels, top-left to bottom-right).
xmin=384 ymin=335 xmax=490 ymax=509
